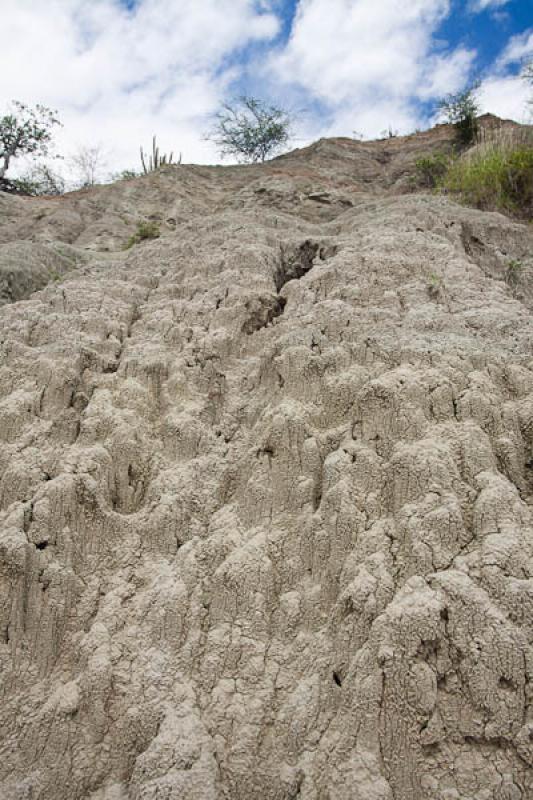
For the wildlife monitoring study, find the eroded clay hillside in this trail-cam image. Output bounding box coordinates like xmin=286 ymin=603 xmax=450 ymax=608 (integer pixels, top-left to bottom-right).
xmin=1 ymin=118 xmax=533 ymax=800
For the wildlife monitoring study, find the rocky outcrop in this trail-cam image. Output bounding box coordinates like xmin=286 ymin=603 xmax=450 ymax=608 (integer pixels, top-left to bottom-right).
xmin=0 ymin=120 xmax=533 ymax=799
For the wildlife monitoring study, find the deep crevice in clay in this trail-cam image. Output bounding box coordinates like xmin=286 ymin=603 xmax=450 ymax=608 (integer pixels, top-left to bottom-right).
xmin=275 ymin=240 xmax=321 ymax=292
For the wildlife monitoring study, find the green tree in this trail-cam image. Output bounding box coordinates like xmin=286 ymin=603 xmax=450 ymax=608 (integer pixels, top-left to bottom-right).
xmin=438 ymin=82 xmax=481 ymax=146
xmin=208 ymin=96 xmax=292 ymax=163
xmin=0 ymin=101 xmax=61 ymax=181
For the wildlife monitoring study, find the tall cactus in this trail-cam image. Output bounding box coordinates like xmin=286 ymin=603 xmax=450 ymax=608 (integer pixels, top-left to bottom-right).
xmin=140 ymin=136 xmax=181 ymax=173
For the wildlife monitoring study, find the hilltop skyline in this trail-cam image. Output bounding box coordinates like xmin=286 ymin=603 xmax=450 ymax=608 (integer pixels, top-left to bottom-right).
xmin=1 ymin=0 xmax=531 ymax=173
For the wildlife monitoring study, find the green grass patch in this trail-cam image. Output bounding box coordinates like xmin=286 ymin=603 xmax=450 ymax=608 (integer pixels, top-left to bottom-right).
xmin=440 ymin=144 xmax=533 ymax=219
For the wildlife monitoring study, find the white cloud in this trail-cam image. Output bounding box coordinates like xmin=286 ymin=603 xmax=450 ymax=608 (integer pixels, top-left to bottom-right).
xmin=268 ymin=0 xmax=475 ymax=139
xmin=273 ymin=0 xmax=450 ymax=100
xmin=0 ymin=0 xmax=280 ymax=172
xmin=478 ymin=77 xmax=532 ymax=123
xmin=418 ymin=48 xmax=477 ymax=99
xmin=468 ymin=0 xmax=510 ymax=12
xmin=475 ymin=28 xmax=533 ymax=124
xmin=497 ymin=29 xmax=533 ymax=67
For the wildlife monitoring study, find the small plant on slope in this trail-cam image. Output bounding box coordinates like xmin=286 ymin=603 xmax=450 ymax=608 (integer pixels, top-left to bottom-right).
xmin=124 ymin=220 xmax=161 ymax=249
xmin=414 ymin=153 xmax=451 ymax=188
xmin=111 ymin=169 xmax=139 ymax=182
xmin=505 ymin=259 xmax=523 ymax=290
xmin=426 ymin=272 xmax=444 ymax=299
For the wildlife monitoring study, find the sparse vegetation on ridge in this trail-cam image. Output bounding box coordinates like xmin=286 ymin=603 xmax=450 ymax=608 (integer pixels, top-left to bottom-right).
xmin=411 ymin=126 xmax=533 ymax=220
xmin=140 ymin=136 xmax=180 ymax=173
xmin=11 ymin=164 xmax=65 ymax=196
xmin=111 ymin=169 xmax=139 ymax=181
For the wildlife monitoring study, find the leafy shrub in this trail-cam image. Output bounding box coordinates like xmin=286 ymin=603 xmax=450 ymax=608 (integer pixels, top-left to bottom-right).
xmin=111 ymin=169 xmax=139 ymax=181
xmin=11 ymin=164 xmax=65 ymax=196
xmin=125 ymin=220 xmax=161 ymax=249
xmin=441 ymin=142 xmax=533 ymax=218
xmin=414 ymin=153 xmax=450 ymax=187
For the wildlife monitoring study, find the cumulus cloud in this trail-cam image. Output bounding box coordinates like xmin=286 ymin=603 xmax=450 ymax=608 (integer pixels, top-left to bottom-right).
xmin=269 ymin=0 xmax=475 ymax=139
xmin=0 ymin=0 xmax=280 ymax=170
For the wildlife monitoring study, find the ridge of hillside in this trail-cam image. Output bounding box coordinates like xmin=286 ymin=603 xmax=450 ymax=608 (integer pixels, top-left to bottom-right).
xmin=0 ymin=117 xmax=533 ymax=800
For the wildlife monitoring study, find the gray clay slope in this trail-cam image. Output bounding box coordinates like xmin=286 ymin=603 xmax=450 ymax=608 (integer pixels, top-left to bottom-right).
xmin=1 ymin=117 xmax=533 ymax=799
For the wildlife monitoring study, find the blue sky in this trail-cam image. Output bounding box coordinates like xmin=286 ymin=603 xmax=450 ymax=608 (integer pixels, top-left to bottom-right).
xmin=438 ymin=1 xmax=532 ymax=72
xmin=1 ymin=0 xmax=532 ymax=176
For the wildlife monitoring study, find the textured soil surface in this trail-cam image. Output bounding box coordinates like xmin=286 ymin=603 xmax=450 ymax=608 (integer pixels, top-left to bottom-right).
xmin=1 ymin=118 xmax=533 ymax=799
